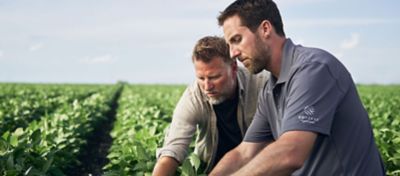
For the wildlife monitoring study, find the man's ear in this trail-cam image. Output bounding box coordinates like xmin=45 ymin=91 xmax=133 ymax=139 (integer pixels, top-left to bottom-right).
xmin=259 ymin=20 xmax=273 ymax=39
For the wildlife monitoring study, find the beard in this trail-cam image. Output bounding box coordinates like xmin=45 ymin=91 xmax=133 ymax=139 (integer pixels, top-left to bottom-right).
xmin=207 ymin=71 xmax=236 ymax=105
xmin=247 ymin=55 xmax=266 ymax=74
xmin=208 ymin=96 xmax=226 ymax=105
xmin=246 ymin=36 xmax=271 ymax=74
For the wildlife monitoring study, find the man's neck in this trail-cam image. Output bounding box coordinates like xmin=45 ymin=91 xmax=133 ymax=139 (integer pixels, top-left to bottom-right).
xmin=268 ymin=37 xmax=286 ymax=78
xmin=227 ymin=80 xmax=239 ymax=101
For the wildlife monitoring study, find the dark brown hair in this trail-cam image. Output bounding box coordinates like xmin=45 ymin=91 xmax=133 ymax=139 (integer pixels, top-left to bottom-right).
xmin=218 ymin=0 xmax=285 ymax=36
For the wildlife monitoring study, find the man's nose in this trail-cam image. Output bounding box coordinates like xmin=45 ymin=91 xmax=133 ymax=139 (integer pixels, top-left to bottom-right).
xmin=230 ymin=46 xmax=240 ymax=59
xmin=205 ymin=80 xmax=214 ymax=91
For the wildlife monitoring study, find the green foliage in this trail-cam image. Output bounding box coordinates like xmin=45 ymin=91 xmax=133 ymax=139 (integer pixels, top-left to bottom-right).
xmin=1 ymin=83 xmax=399 ymax=175
xmin=0 ymin=83 xmax=99 ymax=135
xmin=358 ymin=85 xmax=400 ymax=175
xmin=179 ymin=153 xmax=207 ymax=176
xmin=0 ymin=83 xmax=121 ymax=175
xmin=103 ymin=85 xmax=189 ymax=175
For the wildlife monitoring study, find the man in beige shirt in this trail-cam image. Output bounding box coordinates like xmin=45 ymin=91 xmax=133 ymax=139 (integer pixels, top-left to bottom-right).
xmin=152 ymin=36 xmax=268 ymax=175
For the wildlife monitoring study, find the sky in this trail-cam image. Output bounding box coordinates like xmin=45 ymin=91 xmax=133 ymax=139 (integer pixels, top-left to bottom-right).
xmin=0 ymin=0 xmax=399 ymax=85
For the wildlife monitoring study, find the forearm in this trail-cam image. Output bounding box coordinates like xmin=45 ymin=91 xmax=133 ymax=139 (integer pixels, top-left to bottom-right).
xmin=233 ymin=131 xmax=316 ymax=176
xmin=152 ymin=156 xmax=179 ymax=176
xmin=210 ymin=141 xmax=269 ymax=176
xmin=209 ymin=149 xmax=248 ymax=175
xmin=233 ymin=142 xmax=299 ymax=176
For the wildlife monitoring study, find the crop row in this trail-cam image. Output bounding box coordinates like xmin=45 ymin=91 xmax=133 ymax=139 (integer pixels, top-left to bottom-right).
xmin=103 ymin=85 xmax=186 ymax=175
xmin=0 ymin=84 xmax=121 ymax=175
xmin=0 ymin=84 xmax=399 ymax=175
xmin=0 ymin=84 xmax=103 ymax=135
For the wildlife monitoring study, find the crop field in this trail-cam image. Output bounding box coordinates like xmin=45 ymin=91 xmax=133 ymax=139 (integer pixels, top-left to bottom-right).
xmin=0 ymin=83 xmax=399 ymax=175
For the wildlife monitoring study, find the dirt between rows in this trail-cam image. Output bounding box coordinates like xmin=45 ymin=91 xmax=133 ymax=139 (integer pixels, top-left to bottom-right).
xmin=65 ymin=89 xmax=122 ymax=176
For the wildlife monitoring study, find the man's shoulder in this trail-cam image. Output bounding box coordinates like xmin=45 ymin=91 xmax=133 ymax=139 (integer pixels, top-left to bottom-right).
xmin=173 ymin=82 xmax=210 ymax=123
xmin=290 ymin=44 xmax=352 ymax=93
xmin=291 ymin=43 xmax=346 ymax=71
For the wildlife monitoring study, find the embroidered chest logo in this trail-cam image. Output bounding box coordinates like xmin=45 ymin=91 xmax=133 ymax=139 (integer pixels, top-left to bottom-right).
xmin=298 ymin=105 xmax=319 ymax=124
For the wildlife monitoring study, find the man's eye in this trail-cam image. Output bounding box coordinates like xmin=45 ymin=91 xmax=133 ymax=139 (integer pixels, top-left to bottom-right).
xmin=210 ymin=75 xmax=220 ymax=80
xmin=232 ymin=36 xmax=241 ymax=43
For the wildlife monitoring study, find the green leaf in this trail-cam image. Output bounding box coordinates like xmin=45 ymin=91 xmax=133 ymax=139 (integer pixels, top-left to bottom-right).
xmin=31 ymin=130 xmax=41 ymax=146
xmin=42 ymin=152 xmax=54 ymax=172
xmin=181 ymin=158 xmax=195 ymax=176
xmin=393 ymin=137 xmax=400 ymax=144
xmin=107 ymin=152 xmax=119 ymax=159
xmin=13 ymin=128 xmax=24 ymax=137
xmin=2 ymin=131 xmax=10 ymax=140
xmin=189 ymin=154 xmax=201 ymax=171
xmin=10 ymin=134 xmax=18 ymax=147
xmin=0 ymin=140 xmax=9 ymax=155
xmin=136 ymin=144 xmax=149 ymax=160
xmin=7 ymin=154 xmax=14 ymax=169
xmin=149 ymin=126 xmax=156 ymax=136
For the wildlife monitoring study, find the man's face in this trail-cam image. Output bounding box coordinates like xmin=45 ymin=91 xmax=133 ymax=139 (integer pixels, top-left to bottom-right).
xmin=194 ymin=57 xmax=237 ymax=105
xmin=223 ymin=15 xmax=269 ymax=74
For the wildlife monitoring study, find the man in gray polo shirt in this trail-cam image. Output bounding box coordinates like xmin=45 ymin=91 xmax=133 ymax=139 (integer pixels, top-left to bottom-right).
xmin=210 ymin=0 xmax=385 ymax=175
xmin=152 ymin=36 xmax=268 ymax=175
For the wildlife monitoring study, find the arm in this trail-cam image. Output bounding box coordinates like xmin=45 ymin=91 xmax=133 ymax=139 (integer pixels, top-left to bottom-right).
xmin=209 ymin=141 xmax=269 ymax=175
xmin=233 ymin=130 xmax=317 ymax=176
xmin=153 ymin=87 xmax=199 ymax=175
xmin=152 ymin=156 xmax=179 ymax=176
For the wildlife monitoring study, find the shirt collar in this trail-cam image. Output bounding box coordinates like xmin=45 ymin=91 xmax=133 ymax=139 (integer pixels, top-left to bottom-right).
xmin=276 ymin=38 xmax=296 ymax=85
xmin=236 ymin=66 xmax=246 ymax=97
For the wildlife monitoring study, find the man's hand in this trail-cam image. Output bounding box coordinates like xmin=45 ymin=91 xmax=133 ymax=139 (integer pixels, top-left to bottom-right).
xmin=152 ymin=156 xmax=179 ymax=176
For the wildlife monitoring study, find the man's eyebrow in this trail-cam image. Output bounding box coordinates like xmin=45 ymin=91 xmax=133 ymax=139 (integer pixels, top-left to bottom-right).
xmin=228 ymin=35 xmax=235 ymax=43
xmin=229 ymin=34 xmax=240 ymax=44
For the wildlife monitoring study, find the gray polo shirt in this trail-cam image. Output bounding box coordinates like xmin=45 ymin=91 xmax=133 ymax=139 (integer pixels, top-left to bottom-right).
xmin=244 ymin=39 xmax=385 ymax=175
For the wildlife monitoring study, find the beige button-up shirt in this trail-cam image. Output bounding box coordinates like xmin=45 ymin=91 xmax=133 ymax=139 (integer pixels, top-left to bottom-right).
xmin=157 ymin=66 xmax=269 ymax=172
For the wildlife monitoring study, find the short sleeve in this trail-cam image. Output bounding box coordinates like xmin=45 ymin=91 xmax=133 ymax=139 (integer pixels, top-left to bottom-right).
xmin=244 ymin=86 xmax=274 ymax=142
xmin=281 ymin=62 xmax=346 ymax=136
